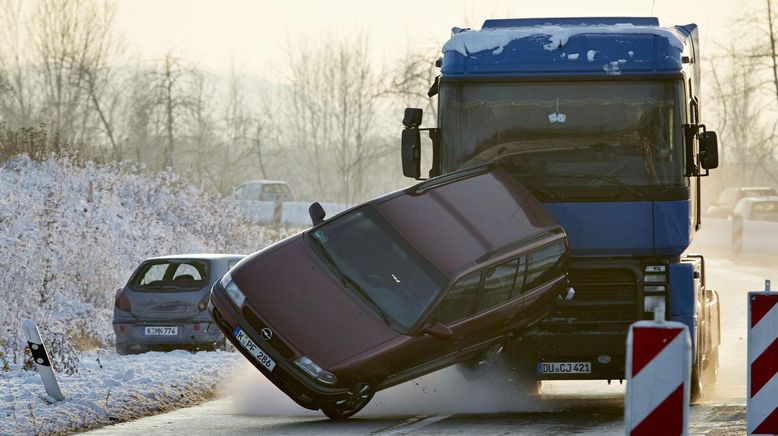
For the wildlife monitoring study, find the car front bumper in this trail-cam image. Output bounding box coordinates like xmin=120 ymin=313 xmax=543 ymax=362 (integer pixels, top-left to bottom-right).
xmin=208 ymin=287 xmax=357 ymax=411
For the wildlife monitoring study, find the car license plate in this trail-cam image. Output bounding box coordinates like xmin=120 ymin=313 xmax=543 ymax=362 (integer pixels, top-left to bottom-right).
xmin=143 ymin=326 xmax=178 ymax=336
xmin=538 ymin=361 xmax=592 ymax=374
xmin=234 ymin=327 xmax=276 ymax=371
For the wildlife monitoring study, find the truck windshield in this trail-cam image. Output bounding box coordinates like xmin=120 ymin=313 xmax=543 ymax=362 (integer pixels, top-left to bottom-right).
xmin=306 ymin=206 xmax=447 ymax=332
xmin=440 ymin=80 xmax=686 ymax=198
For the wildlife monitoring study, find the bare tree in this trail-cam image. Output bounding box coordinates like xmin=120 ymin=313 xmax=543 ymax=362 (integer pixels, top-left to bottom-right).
xmin=33 ymin=0 xmax=119 ymax=148
xmin=284 ymin=33 xmax=387 ymax=203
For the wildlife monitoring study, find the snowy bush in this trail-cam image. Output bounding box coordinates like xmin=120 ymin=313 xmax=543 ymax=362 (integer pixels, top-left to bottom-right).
xmin=0 ymin=155 xmax=288 ymax=372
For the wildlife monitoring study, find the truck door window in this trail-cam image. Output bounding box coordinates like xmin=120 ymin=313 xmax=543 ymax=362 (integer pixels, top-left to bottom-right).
xmin=477 ymin=258 xmax=519 ymax=312
xmin=524 ymin=242 xmax=566 ymax=291
xmin=434 ymin=271 xmax=482 ymax=325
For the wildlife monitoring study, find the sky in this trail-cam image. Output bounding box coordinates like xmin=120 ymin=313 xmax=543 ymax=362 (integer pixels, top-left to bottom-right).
xmin=114 ymin=0 xmax=758 ymax=78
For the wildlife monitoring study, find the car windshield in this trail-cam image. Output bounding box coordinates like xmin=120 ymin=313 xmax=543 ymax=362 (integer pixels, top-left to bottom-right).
xmin=307 ymin=206 xmax=447 ymax=332
xmin=129 ymin=260 xmax=209 ymax=292
xmin=439 ymin=80 xmax=686 ymax=199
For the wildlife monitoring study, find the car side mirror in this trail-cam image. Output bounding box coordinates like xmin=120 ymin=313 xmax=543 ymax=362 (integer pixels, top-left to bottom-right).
xmin=699 ymin=130 xmax=719 ymax=170
xmin=309 ymin=202 xmax=326 ymax=226
xmin=423 ymin=322 xmax=453 ymax=340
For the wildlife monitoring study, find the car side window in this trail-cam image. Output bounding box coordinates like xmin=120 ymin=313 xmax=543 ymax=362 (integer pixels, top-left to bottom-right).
xmin=227 ymin=258 xmax=241 ymax=269
xmin=477 ymin=258 xmax=519 ymax=312
xmin=524 ymin=241 xmax=566 ymax=291
xmin=511 ymin=256 xmax=527 ymax=297
xmin=433 ymin=271 xmax=482 ymax=325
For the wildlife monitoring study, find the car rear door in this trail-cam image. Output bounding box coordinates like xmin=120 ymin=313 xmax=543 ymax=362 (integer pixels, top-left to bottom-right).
xmin=447 ymin=257 xmax=530 ymax=357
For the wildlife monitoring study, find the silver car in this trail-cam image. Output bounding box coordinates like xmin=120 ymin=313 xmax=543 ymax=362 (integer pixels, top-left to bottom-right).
xmin=113 ymin=254 xmax=243 ymax=354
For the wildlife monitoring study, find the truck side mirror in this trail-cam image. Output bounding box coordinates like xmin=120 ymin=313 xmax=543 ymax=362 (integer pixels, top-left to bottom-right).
xmin=699 ymin=130 xmax=719 ymax=170
xmin=402 ymin=108 xmax=423 ymax=179
xmin=308 ymin=202 xmax=326 ymax=226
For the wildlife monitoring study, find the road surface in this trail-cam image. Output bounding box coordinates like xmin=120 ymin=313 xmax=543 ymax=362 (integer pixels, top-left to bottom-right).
xmin=85 ymin=256 xmax=760 ymax=435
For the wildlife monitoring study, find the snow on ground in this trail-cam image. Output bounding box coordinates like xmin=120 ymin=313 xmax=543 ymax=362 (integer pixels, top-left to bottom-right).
xmin=0 ymin=350 xmax=242 ymax=435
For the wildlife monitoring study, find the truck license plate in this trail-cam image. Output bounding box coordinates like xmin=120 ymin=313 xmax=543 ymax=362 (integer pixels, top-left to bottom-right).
xmin=234 ymin=327 xmax=276 ymax=371
xmin=538 ymin=361 xmax=592 ymax=374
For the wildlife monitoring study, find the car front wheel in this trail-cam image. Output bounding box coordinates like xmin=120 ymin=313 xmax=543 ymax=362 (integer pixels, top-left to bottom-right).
xmin=320 ymin=383 xmax=373 ymax=420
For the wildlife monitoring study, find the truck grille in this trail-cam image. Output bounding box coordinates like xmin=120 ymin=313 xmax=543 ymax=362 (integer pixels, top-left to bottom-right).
xmin=539 ymin=264 xmax=640 ymax=331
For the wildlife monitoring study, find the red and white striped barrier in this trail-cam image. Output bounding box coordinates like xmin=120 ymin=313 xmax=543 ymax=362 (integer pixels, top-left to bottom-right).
xmin=625 ymin=309 xmax=691 ymax=436
xmin=747 ymin=280 xmax=778 ymax=435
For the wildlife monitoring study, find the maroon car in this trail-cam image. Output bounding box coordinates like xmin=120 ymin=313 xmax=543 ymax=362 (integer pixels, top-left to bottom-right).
xmin=209 ymin=165 xmax=568 ymax=419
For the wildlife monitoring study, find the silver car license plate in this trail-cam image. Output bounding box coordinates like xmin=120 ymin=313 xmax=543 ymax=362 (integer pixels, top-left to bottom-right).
xmin=538 ymin=361 xmax=592 ymax=374
xmin=143 ymin=326 xmax=178 ymax=336
xmin=234 ymin=327 xmax=276 ymax=371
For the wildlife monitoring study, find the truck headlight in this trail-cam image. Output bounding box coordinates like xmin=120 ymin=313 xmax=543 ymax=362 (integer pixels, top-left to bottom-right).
xmin=295 ymin=356 xmax=338 ymax=385
xmin=220 ymin=273 xmax=245 ymax=308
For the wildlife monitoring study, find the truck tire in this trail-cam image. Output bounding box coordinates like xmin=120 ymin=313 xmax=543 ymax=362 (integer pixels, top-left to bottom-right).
xmin=691 ymin=346 xmax=718 ymax=403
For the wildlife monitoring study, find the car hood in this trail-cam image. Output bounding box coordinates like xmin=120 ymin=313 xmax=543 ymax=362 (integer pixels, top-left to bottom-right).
xmin=232 ymin=236 xmax=402 ymax=368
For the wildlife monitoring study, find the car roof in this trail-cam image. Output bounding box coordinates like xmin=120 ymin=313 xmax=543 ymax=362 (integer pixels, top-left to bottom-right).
xmin=144 ymin=253 xmax=245 ymax=261
xmin=373 ymin=166 xmax=562 ymax=277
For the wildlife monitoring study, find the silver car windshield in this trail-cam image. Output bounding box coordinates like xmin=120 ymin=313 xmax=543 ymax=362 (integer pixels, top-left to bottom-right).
xmin=307 ymin=206 xmax=447 ymax=332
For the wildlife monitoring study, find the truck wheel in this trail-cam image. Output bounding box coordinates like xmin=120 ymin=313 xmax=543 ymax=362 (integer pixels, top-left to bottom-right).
xmin=321 ymin=383 xmax=373 ymax=420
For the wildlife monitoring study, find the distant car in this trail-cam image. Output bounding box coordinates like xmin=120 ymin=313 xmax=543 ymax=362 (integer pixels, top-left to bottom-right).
xmin=732 ymin=196 xmax=778 ymax=222
xmin=706 ymin=187 xmax=778 ymax=218
xmin=231 ymin=180 xmax=294 ymax=203
xmin=113 ymin=254 xmax=244 ymax=355
xmin=209 ymin=165 xmax=568 ymax=419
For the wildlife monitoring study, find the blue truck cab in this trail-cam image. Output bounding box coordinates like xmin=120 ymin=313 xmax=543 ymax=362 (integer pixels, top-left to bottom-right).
xmin=400 ymin=17 xmax=720 ymax=400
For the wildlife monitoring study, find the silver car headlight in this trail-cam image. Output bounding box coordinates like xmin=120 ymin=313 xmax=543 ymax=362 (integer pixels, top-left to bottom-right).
xmin=295 ymin=356 xmax=338 ymax=385
xmin=220 ymin=273 xmax=245 ymax=308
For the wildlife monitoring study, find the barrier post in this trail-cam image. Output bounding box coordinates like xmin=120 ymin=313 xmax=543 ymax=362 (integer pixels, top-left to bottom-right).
xmin=21 ymin=320 xmax=65 ymax=401
xmin=747 ymin=279 xmax=778 ymax=435
xmin=625 ymin=307 xmax=691 ymax=436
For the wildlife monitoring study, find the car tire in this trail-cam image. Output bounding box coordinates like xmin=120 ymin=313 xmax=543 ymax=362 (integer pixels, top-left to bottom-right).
xmin=116 ymin=344 xmax=130 ymax=356
xmin=320 ymin=383 xmax=373 ymax=420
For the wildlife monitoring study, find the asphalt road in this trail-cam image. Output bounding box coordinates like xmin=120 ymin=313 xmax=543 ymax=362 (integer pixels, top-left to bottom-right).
xmin=85 ymin=256 xmax=760 ymax=435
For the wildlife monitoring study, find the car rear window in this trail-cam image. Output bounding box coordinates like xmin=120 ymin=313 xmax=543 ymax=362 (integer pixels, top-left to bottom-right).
xmin=129 ymin=260 xmax=209 ymax=292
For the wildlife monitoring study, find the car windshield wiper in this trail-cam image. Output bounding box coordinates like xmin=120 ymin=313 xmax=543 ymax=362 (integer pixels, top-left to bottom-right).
xmin=339 ymin=273 xmax=394 ymax=327
xmin=551 ymin=173 xmax=644 ymax=198
xmin=306 ymin=235 xmax=394 ymax=327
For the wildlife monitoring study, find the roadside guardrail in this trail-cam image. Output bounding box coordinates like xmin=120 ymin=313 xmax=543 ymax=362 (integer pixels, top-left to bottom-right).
xmin=228 ymin=200 xmax=351 ymax=228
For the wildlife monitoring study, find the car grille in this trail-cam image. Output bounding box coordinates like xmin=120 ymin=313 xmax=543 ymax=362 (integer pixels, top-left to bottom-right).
xmin=241 ymin=307 xmax=295 ymax=359
xmin=539 ymin=264 xmax=640 ymax=331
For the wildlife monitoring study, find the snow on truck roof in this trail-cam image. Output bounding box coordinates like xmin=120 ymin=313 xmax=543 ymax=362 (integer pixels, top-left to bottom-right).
xmin=441 ymin=17 xmax=695 ymax=77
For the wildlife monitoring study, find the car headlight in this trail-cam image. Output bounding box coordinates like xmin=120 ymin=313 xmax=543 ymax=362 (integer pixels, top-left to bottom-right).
xmin=294 ymin=356 xmax=338 ymax=385
xmin=220 ymin=273 xmax=246 ymax=308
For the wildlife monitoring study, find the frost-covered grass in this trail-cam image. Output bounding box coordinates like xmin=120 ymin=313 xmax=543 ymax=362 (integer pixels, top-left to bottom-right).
xmin=0 ymin=350 xmax=243 ymax=435
xmin=0 ymin=154 xmax=288 ymax=372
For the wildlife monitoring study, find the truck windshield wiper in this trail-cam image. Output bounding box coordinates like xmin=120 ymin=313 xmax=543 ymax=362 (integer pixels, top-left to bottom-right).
xmin=551 ymin=173 xmax=644 ymax=198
